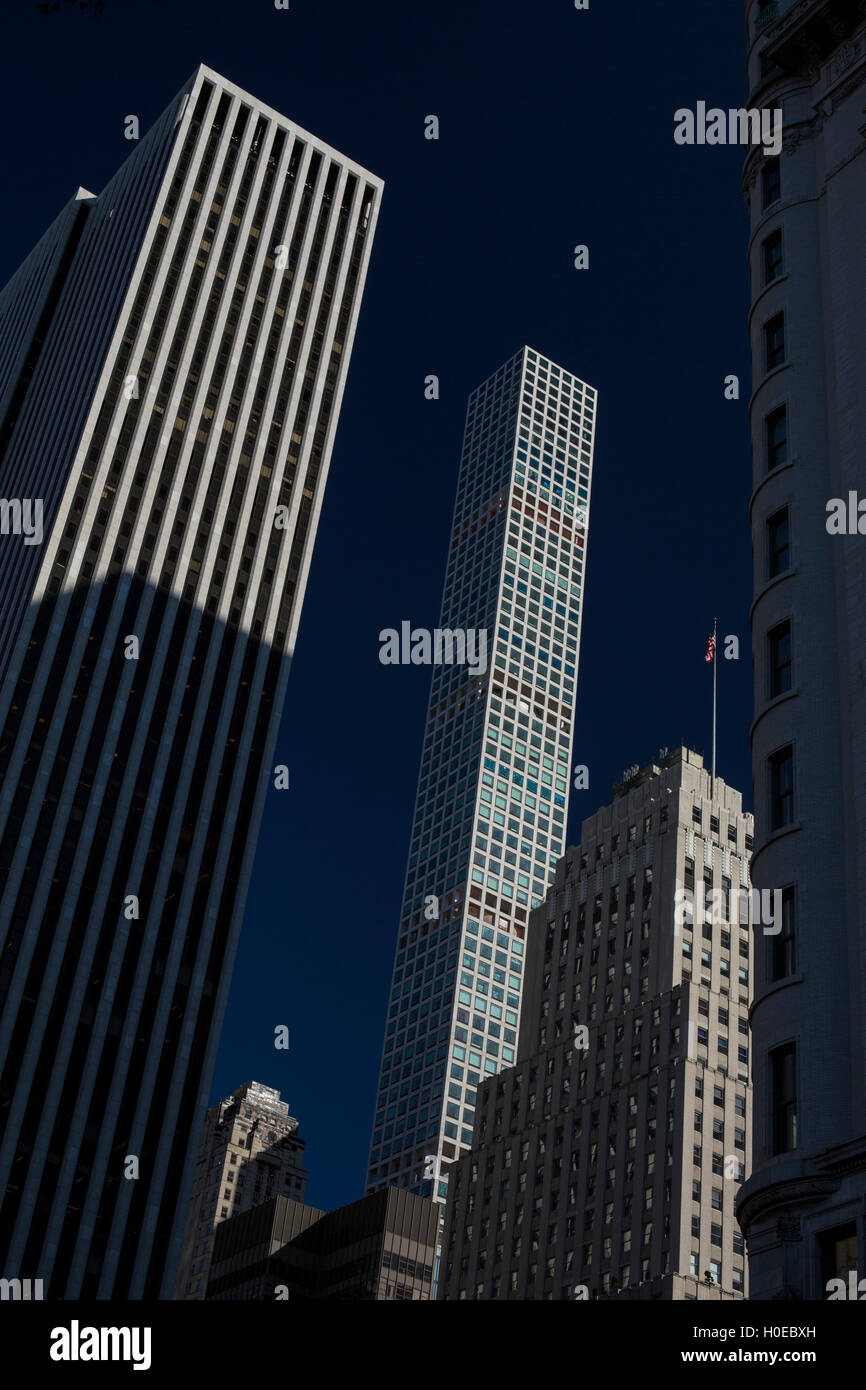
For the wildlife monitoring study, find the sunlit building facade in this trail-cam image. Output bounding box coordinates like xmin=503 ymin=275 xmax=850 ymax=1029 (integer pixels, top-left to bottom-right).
xmin=0 ymin=64 xmax=381 ymax=1298
xmin=367 ymin=348 xmax=597 ymax=1203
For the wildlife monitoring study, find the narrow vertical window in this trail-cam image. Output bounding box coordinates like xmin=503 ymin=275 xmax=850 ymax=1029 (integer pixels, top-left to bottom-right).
xmin=764 ymin=313 xmax=786 ymax=371
xmin=768 ymin=619 xmax=792 ymax=697
xmin=766 ymin=404 xmax=788 ymax=470
xmin=762 ymin=228 xmax=783 ymax=285
xmin=771 ymin=885 xmax=796 ymax=981
xmin=762 ymin=157 xmax=781 ymax=209
xmin=767 ymin=507 xmax=790 ymax=579
xmin=771 ymin=1042 xmax=797 ymax=1154
xmin=769 ymin=745 xmax=794 ymax=830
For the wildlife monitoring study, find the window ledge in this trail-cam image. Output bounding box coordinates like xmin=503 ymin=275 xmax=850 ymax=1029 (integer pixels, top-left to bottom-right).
xmin=749 ymin=971 xmax=804 ymax=1021
xmin=749 ymin=564 xmax=797 ymax=618
xmin=748 ymin=271 xmax=790 ymax=331
xmin=750 ymin=819 xmax=803 ymax=874
xmin=749 ymin=360 xmax=791 ymax=413
xmin=750 ymin=685 xmax=799 ymax=741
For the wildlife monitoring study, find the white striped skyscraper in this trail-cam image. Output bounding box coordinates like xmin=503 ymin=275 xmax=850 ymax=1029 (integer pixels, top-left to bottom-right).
xmin=367 ymin=348 xmax=597 ymax=1201
xmin=0 ymin=64 xmax=381 ymax=1298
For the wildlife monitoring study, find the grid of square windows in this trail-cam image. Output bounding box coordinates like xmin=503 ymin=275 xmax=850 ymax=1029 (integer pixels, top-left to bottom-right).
xmin=368 ymin=350 xmax=597 ymax=1183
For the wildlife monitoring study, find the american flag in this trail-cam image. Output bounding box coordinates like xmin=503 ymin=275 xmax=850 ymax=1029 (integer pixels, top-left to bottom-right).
xmin=705 ymin=632 xmax=716 ymax=664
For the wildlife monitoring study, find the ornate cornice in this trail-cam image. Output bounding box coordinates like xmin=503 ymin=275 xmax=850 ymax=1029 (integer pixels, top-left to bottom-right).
xmin=741 ymin=117 xmax=822 ymax=201
xmin=762 ymin=0 xmax=865 ymax=72
xmin=813 ymin=1135 xmax=866 ymax=1178
xmin=818 ymin=41 xmax=866 ymax=112
xmin=763 ymin=0 xmax=822 ymax=44
xmin=741 ymin=23 xmax=866 ymax=202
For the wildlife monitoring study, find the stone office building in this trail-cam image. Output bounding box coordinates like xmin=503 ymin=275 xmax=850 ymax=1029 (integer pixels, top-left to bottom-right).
xmin=174 ymin=1080 xmax=308 ymax=1299
xmin=737 ymin=0 xmax=866 ymax=1299
xmin=440 ymin=748 xmax=755 ymax=1300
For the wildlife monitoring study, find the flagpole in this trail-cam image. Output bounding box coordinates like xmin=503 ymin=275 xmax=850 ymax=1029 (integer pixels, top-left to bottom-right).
xmin=711 ymin=617 xmax=717 ymax=798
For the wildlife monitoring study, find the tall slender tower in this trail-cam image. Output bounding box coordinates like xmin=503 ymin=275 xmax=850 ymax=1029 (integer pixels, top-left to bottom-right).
xmin=0 ymin=64 xmax=382 ymax=1299
xmin=736 ymin=1 xmax=866 ymax=1298
xmin=366 ymin=348 xmax=597 ymax=1201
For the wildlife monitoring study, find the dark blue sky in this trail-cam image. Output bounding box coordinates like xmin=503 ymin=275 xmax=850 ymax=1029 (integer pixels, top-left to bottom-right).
xmin=1 ymin=0 xmax=753 ymax=1211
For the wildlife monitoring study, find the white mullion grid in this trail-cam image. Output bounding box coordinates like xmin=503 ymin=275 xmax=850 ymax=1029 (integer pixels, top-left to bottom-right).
xmin=210 ymin=154 xmax=346 ymax=643
xmin=60 ymin=100 xmax=281 ymax=1297
xmin=93 ymin=132 xmax=334 ymax=1294
xmin=0 ymin=69 xmax=383 ymax=1297
xmin=251 ymin=164 xmax=360 ymax=647
xmin=163 ymin=134 xmax=309 ymax=625
xmin=280 ymin=175 xmax=380 ymax=661
xmin=23 ymin=140 xmax=160 ymax=474
xmin=0 ymin=277 xmax=90 ymax=668
xmin=0 ymin=83 xmax=232 ymax=1257
xmin=434 ymin=426 xmax=522 ymax=1180
xmin=91 ymin=125 xmax=309 ymax=1295
xmin=58 ymin=113 xmax=281 ymax=1294
xmin=0 ymin=151 xmax=215 ymax=1148
xmin=204 ymin=144 xmax=332 ymax=626
xmin=51 ymin=88 xmax=219 ymax=595
xmin=3 ymin=99 xmax=186 ymax=587
xmin=125 ymin=159 xmax=365 ymax=1295
xmin=82 ymin=97 xmax=243 ymax=600
xmin=0 ymin=83 xmax=230 ymax=1091
xmin=0 ymin=81 xmax=214 ymax=779
xmin=132 ymin=163 xmax=366 ymax=1291
xmin=0 ymin=206 xmax=78 ymax=623
xmin=159 ymin=135 xmax=315 ymax=630
xmin=0 ymin=88 xmax=236 ymax=1261
xmin=440 ymin=379 xmax=585 ymax=1173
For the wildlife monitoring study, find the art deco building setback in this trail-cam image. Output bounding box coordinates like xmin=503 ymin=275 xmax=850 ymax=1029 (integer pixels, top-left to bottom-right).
xmin=206 ymin=1187 xmax=439 ymax=1300
xmin=0 ymin=64 xmax=382 ymax=1298
xmin=440 ymin=749 xmax=755 ymax=1300
xmin=173 ymin=1081 xmax=308 ymax=1299
xmin=737 ymin=0 xmax=866 ymax=1299
xmin=367 ymin=349 xmax=597 ymax=1202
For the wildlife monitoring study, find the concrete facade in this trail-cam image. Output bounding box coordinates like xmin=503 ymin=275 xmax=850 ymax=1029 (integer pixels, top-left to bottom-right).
xmin=737 ymin=0 xmax=866 ymax=1299
xmin=173 ymin=1081 xmax=308 ymax=1299
xmin=0 ymin=65 xmax=381 ymax=1298
xmin=440 ymin=749 xmax=754 ymax=1300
